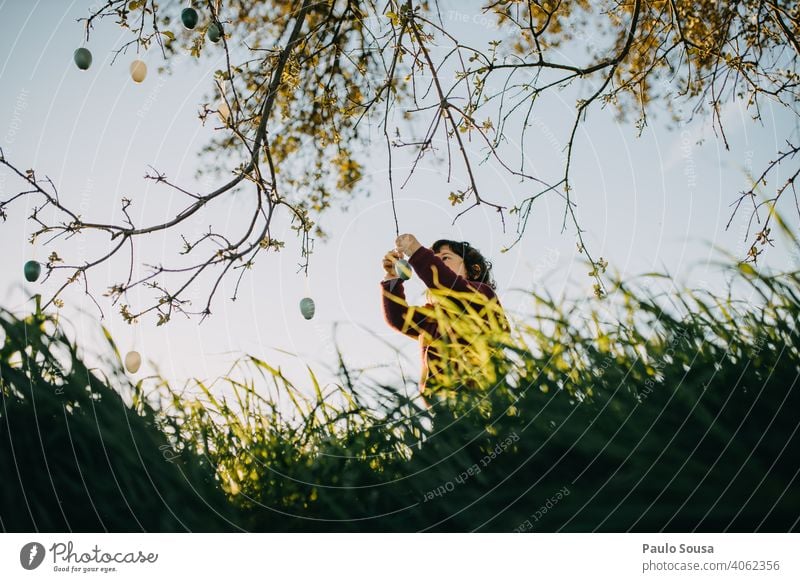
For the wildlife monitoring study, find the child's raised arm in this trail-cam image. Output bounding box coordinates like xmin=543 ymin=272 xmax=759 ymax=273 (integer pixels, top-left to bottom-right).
xmin=380 ymin=247 xmax=437 ymax=339
xmin=394 ymin=234 xmax=496 ymax=300
xmin=380 ymin=279 xmax=436 ymax=339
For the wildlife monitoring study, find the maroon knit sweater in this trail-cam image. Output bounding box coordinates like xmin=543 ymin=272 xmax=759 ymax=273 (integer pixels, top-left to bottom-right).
xmin=380 ymin=245 xmax=502 ymax=391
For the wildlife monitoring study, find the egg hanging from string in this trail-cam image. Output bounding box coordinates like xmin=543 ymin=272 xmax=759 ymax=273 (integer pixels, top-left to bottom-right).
xmin=299 ymin=297 xmax=315 ymax=320
xmin=395 ymin=259 xmax=412 ymax=281
xmin=124 ymin=350 xmax=142 ymax=374
xmin=181 ymin=7 xmax=199 ymax=29
xmin=24 ymin=260 xmax=41 ymax=282
xmin=130 ymin=60 xmax=147 ymax=83
xmin=73 ymin=47 xmax=92 ymax=70
xmin=207 ymin=22 xmax=222 ymax=43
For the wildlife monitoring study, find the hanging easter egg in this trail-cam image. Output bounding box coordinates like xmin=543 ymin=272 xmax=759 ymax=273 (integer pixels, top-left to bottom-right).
xmin=299 ymin=297 xmax=315 ymax=320
xmin=207 ymin=22 xmax=222 ymax=43
xmin=130 ymin=60 xmax=147 ymax=83
xmin=124 ymin=350 xmax=142 ymax=374
xmin=181 ymin=7 xmax=199 ymax=29
xmin=395 ymin=259 xmax=412 ymax=281
xmin=74 ymin=47 xmax=92 ymax=70
xmin=24 ymin=260 xmax=41 ymax=282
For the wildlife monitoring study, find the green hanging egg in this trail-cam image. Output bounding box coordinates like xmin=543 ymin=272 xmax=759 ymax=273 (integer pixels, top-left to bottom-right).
xmin=124 ymin=350 xmax=142 ymax=374
xmin=207 ymin=22 xmax=222 ymax=43
xmin=74 ymin=48 xmax=92 ymax=70
xmin=299 ymin=297 xmax=315 ymax=320
xmin=181 ymin=7 xmax=199 ymax=29
xmin=24 ymin=260 xmax=41 ymax=282
xmin=395 ymin=258 xmax=412 ymax=281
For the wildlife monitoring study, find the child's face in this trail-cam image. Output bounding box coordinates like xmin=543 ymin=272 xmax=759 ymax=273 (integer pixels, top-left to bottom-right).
xmin=435 ymin=245 xmax=467 ymax=278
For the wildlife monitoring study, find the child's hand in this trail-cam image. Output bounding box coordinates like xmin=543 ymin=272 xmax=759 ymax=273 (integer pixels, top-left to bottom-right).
xmin=395 ymin=233 xmax=422 ymax=257
xmin=382 ymin=249 xmax=403 ymax=279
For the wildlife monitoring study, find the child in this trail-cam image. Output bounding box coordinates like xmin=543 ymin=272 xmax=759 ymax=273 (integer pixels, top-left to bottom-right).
xmin=380 ymin=234 xmax=508 ymax=395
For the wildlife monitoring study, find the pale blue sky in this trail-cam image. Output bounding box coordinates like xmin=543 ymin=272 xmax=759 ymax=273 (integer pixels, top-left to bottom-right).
xmin=1 ymin=0 xmax=797 ymax=399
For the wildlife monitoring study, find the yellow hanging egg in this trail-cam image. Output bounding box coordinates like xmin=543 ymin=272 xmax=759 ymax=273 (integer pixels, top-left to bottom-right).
xmin=130 ymin=60 xmax=147 ymax=83
xmin=124 ymin=350 xmax=142 ymax=374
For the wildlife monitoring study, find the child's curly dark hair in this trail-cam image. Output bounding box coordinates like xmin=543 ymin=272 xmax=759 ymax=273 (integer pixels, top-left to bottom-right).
xmin=432 ymin=239 xmax=497 ymax=290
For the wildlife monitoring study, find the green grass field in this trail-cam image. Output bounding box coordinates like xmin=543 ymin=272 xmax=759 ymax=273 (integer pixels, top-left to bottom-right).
xmin=2 ymin=262 xmax=798 ymax=532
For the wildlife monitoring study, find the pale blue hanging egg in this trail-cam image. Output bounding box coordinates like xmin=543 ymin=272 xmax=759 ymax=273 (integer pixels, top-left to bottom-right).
xmin=299 ymin=297 xmax=315 ymax=320
xmin=395 ymin=259 xmax=412 ymax=280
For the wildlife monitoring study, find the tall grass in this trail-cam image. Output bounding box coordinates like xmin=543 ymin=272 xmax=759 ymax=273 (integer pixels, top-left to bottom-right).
xmin=0 ymin=311 xmax=237 ymax=531
xmin=2 ymin=263 xmax=799 ymax=531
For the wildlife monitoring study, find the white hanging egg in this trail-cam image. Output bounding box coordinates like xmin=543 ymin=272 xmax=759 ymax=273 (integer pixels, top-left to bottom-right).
xmin=130 ymin=60 xmax=147 ymax=83
xmin=124 ymin=350 xmax=142 ymax=374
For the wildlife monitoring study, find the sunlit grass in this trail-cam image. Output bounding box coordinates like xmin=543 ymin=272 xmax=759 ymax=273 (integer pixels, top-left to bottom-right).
xmin=2 ymin=260 xmax=799 ymax=531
